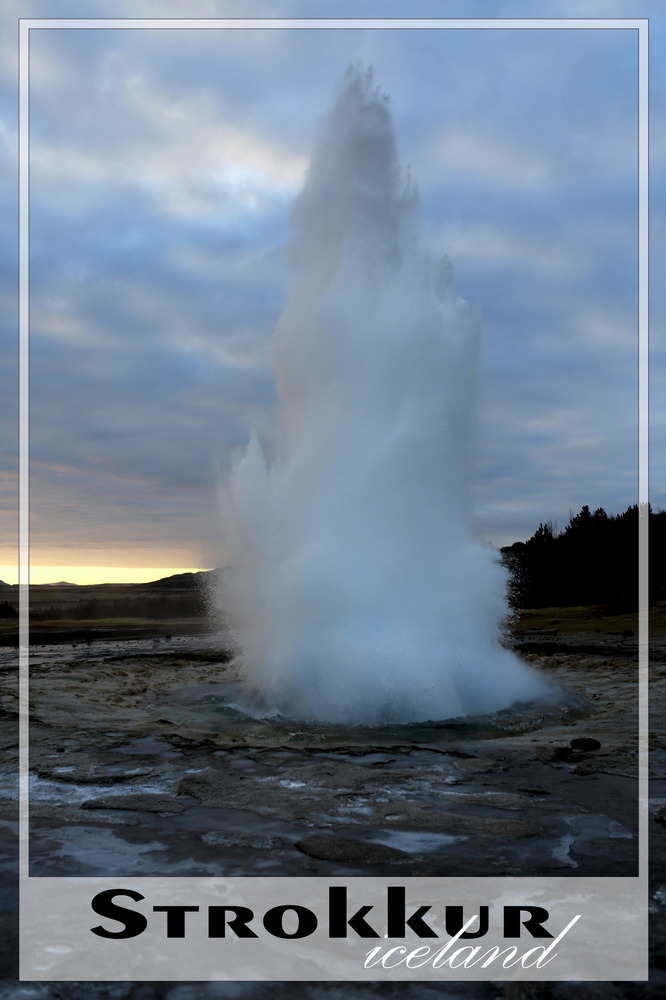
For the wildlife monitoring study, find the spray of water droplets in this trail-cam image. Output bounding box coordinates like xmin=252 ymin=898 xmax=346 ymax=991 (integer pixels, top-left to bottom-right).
xmin=218 ymin=68 xmax=547 ymax=723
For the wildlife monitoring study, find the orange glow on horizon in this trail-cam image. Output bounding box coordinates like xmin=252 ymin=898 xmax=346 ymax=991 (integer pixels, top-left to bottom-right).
xmin=0 ymin=566 xmax=212 ymax=586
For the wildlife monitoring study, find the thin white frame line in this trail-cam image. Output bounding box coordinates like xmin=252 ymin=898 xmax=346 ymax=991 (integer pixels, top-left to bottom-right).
xmin=17 ymin=14 xmax=649 ymax=980
xmin=16 ymin=17 xmax=650 ymax=29
xmin=18 ymin=17 xmax=30 ymax=887
xmin=637 ymin=21 xmax=650 ymax=886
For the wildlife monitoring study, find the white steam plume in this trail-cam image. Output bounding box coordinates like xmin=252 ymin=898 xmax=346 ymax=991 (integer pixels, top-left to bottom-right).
xmin=219 ymin=67 xmax=547 ymax=723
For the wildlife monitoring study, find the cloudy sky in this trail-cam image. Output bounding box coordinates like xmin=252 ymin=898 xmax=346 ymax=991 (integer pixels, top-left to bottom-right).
xmin=1 ymin=0 xmax=663 ymax=584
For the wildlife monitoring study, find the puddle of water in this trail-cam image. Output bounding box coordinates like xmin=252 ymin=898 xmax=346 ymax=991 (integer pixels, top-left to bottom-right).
xmin=551 ymin=834 xmax=578 ymax=868
xmin=29 ymin=774 xmax=174 ymax=805
xmin=114 ymin=735 xmax=183 ymax=757
xmin=369 ymin=830 xmax=460 ymax=854
xmin=44 ymin=826 xmax=169 ymax=873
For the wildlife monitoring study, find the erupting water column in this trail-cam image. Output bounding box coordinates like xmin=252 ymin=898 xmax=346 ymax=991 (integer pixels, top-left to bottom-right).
xmin=220 ymin=68 xmax=547 ymax=723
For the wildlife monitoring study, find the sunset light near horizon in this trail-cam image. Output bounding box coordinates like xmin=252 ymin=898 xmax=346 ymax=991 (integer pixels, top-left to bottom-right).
xmin=0 ymin=566 xmax=211 ymax=587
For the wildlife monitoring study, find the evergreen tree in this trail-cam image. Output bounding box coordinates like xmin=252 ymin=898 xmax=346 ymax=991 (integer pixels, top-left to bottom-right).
xmin=499 ymin=503 xmax=659 ymax=610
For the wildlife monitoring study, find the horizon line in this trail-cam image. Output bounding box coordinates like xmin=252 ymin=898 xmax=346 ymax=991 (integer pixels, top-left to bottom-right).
xmin=0 ymin=566 xmax=214 ymax=587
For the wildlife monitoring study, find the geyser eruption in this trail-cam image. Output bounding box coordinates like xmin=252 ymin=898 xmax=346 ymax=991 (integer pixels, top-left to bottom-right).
xmin=220 ymin=67 xmax=546 ymax=723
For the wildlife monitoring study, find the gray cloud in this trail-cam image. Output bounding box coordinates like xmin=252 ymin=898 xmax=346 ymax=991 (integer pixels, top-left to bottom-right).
xmin=2 ymin=6 xmax=659 ymax=572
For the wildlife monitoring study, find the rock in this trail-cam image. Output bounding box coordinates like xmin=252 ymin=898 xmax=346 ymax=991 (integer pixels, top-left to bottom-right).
xmin=201 ymin=832 xmax=286 ymax=850
xmin=570 ymin=737 xmax=601 ymax=751
xmin=35 ymin=762 xmax=161 ymax=784
xmin=573 ymin=752 xmax=637 ymax=777
xmin=28 ymin=803 xmax=143 ymax=825
xmin=439 ymin=790 xmax=527 ymax=811
xmin=444 ymin=815 xmax=542 ymax=838
xmin=550 ymin=747 xmax=580 ymax=762
xmin=80 ymin=794 xmax=186 ymax=813
xmin=296 ymin=834 xmax=409 ymax=864
xmin=453 ymin=756 xmax=499 ymax=773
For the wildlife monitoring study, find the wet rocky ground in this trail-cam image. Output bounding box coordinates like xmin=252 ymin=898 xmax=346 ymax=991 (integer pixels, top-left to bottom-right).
xmin=6 ymin=633 xmax=643 ymax=879
xmin=0 ymin=617 xmax=663 ymax=998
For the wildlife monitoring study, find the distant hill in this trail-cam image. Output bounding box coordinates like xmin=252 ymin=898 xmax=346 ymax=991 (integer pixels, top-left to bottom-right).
xmin=142 ymin=569 xmax=219 ymax=590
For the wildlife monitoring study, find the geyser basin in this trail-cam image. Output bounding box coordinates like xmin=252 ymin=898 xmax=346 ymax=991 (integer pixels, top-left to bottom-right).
xmin=220 ymin=67 xmax=548 ymax=724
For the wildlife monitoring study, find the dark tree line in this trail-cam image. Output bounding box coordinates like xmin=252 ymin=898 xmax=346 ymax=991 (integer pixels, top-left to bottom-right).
xmin=500 ymin=504 xmax=664 ymax=610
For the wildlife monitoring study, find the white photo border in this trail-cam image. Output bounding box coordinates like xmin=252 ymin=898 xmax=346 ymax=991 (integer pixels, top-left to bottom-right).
xmin=17 ymin=15 xmax=650 ymax=983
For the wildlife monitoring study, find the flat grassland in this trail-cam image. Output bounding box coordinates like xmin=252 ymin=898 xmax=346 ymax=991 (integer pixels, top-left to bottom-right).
xmin=0 ymin=578 xmax=213 ymax=643
xmin=0 ymin=576 xmax=657 ymax=644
